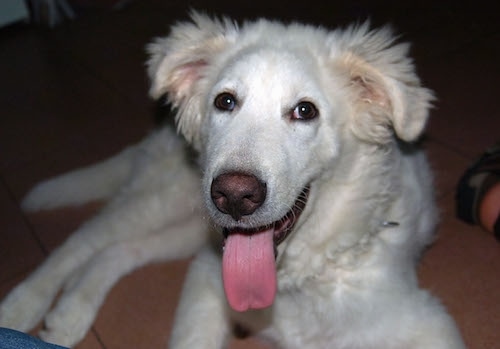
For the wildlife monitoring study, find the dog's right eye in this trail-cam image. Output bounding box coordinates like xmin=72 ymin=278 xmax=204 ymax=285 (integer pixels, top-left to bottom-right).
xmin=291 ymin=101 xmax=319 ymax=121
xmin=214 ymin=93 xmax=237 ymax=112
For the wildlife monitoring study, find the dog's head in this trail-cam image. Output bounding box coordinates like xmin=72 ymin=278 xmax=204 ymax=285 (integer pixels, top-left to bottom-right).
xmin=147 ymin=12 xmax=433 ymax=312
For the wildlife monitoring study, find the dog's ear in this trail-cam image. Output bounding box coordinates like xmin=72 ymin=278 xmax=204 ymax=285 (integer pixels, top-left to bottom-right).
xmin=335 ymin=23 xmax=434 ymax=143
xmin=146 ymin=12 xmax=237 ymax=148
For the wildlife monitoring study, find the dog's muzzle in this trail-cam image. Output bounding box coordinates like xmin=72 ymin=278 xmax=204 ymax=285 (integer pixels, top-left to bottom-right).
xmin=210 ymin=171 xmax=309 ymax=313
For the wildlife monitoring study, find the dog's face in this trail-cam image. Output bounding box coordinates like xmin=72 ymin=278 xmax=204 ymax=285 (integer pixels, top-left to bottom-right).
xmin=201 ymin=48 xmax=342 ymax=230
xmin=147 ymin=13 xmax=433 ymax=311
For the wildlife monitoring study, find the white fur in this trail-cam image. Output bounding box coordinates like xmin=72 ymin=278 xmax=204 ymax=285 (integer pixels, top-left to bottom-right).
xmin=0 ymin=13 xmax=465 ymax=348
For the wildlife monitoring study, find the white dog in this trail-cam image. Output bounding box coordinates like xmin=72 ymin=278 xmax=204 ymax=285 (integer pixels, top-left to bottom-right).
xmin=0 ymin=13 xmax=466 ymax=348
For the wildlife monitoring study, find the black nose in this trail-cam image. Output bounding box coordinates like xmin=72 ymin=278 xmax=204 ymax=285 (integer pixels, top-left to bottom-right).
xmin=210 ymin=172 xmax=267 ymax=221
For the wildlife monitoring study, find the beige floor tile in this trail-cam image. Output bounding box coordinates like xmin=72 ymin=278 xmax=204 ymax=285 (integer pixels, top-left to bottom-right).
xmin=419 ymin=194 xmax=500 ymax=349
xmin=90 ymin=261 xmax=189 ymax=349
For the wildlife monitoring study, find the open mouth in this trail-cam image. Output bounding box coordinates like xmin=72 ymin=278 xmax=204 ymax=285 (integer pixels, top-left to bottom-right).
xmin=222 ymin=186 xmax=310 ymax=248
xmin=221 ymin=186 xmax=310 ymax=313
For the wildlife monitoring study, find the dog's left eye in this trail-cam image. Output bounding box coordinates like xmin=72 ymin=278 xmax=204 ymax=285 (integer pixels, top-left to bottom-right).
xmin=214 ymin=93 xmax=237 ymax=112
xmin=292 ymin=101 xmax=318 ymax=121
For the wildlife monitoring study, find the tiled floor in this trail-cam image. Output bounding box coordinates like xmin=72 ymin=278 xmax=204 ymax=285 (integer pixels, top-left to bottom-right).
xmin=0 ymin=1 xmax=499 ymax=348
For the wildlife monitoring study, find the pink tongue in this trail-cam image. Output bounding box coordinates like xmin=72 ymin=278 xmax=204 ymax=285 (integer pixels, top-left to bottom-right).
xmin=222 ymin=228 xmax=277 ymax=312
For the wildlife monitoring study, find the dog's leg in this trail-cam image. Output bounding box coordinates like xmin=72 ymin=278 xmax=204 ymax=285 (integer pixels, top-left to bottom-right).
xmin=0 ymin=175 xmax=201 ymax=333
xmin=36 ymin=218 xmax=207 ymax=347
xmin=1 ymin=127 xmax=200 ymax=332
xmin=21 ymin=126 xmax=186 ymax=212
xmin=22 ymin=146 xmax=138 ymax=211
xmin=169 ymin=247 xmax=231 ymax=349
xmin=0 ymin=226 xmax=101 ymax=332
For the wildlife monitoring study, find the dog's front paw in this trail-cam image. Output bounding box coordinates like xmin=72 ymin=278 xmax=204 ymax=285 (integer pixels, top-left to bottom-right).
xmin=39 ymin=295 xmax=97 ymax=348
xmin=0 ymin=284 xmax=52 ymax=331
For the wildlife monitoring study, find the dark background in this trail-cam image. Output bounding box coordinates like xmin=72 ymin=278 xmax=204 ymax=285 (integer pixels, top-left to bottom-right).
xmin=1 ymin=1 xmax=499 ymax=348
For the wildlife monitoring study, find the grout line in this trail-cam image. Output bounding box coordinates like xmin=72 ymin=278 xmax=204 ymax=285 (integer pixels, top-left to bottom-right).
xmin=0 ymin=174 xmax=49 ymax=257
xmin=91 ymin=326 xmax=109 ymax=349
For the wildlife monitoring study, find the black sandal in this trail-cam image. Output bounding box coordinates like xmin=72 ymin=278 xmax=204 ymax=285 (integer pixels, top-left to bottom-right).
xmin=456 ymin=143 xmax=500 ymax=238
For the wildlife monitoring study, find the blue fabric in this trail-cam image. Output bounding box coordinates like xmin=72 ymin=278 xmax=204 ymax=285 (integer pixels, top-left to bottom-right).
xmin=0 ymin=328 xmax=68 ymax=349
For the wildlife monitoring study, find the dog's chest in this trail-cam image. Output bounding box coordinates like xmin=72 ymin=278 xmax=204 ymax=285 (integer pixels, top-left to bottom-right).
xmin=257 ymin=290 xmax=351 ymax=348
xmin=277 ymin=227 xmax=379 ymax=290
xmin=255 ymin=242 xmax=388 ymax=347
